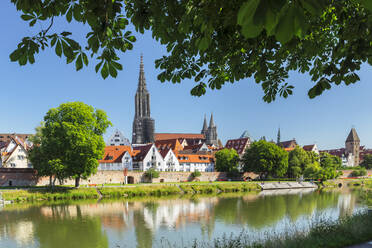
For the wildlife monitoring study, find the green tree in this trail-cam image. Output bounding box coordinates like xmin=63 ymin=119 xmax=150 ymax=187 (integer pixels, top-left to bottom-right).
xmin=320 ymin=152 xmax=342 ymax=170
xmin=360 ymin=154 xmax=372 ymax=169
xmin=214 ymin=148 xmax=240 ymax=173
xmin=28 ymin=102 xmax=111 ymax=187
xmin=287 ymin=146 xmax=311 ymax=178
xmin=242 ymin=140 xmax=288 ymax=178
xmin=9 ymin=1 xmax=372 ymax=102
xmin=144 ymin=168 xmax=160 ymax=181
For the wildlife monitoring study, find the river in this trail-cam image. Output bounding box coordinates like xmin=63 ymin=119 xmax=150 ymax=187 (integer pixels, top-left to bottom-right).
xmin=0 ymin=188 xmax=366 ymax=248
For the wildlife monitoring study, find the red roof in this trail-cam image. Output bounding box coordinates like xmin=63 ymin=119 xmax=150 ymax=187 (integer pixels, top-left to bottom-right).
xmin=99 ymin=146 xmax=133 ymax=163
xmin=155 ymin=133 xmax=205 ymax=141
xmin=175 ymin=151 xmax=214 ymax=164
xmin=155 ymin=139 xmax=183 ymax=152
xmin=303 ymin=144 xmax=316 ymax=151
xmin=225 ymin=137 xmax=250 ymax=154
xmin=132 ymin=144 xmax=153 ymax=162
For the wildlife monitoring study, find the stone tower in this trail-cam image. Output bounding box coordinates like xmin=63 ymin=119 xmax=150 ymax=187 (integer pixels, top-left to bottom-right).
xmin=205 ymin=113 xmax=218 ymax=146
xmin=345 ymin=128 xmax=360 ymax=166
xmin=132 ymin=55 xmax=155 ymax=144
xmin=201 ymin=114 xmax=208 ymax=137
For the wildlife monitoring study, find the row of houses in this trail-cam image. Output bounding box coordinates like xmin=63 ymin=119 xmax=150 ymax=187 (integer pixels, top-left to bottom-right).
xmin=98 ymin=130 xmax=216 ymax=172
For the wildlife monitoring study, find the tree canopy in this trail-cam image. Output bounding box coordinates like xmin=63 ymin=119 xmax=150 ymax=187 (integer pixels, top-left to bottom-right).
xmin=287 ymin=146 xmax=311 ymax=178
xmin=242 ymin=140 xmax=288 ymax=178
xmin=9 ymin=0 xmax=372 ymax=102
xmin=28 ymin=102 xmax=111 ymax=187
xmin=360 ymin=154 xmax=372 ymax=169
xmin=214 ymin=148 xmax=240 ymax=173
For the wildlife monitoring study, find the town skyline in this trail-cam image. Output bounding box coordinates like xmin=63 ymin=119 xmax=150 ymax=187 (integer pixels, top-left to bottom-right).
xmin=1 ymin=2 xmax=372 ymax=150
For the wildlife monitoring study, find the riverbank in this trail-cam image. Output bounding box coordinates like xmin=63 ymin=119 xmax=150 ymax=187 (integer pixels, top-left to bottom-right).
xmin=0 ymin=182 xmax=261 ymax=202
xmin=168 ymin=211 xmax=372 ymax=248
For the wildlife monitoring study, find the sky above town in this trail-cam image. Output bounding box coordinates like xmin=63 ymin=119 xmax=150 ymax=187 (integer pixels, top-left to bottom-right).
xmin=1 ymin=2 xmax=372 ymax=150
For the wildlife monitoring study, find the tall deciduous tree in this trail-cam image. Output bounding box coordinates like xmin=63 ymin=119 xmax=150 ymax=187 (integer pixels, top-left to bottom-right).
xmin=360 ymin=154 xmax=372 ymax=169
xmin=287 ymin=146 xmax=311 ymax=178
xmin=28 ymin=102 xmax=111 ymax=187
xmin=242 ymin=140 xmax=288 ymax=178
xmin=9 ymin=0 xmax=372 ymax=102
xmin=215 ymin=148 xmax=240 ymax=173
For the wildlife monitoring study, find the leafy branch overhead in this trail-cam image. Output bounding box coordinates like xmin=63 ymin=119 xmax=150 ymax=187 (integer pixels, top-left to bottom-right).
xmin=9 ymin=0 xmax=372 ymax=102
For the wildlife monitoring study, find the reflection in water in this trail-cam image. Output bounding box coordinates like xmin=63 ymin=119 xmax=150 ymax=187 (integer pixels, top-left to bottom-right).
xmin=0 ymin=189 xmax=366 ymax=248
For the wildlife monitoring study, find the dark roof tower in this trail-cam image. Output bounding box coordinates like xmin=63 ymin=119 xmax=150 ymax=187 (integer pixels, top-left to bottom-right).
xmin=346 ymin=128 xmax=360 ymax=142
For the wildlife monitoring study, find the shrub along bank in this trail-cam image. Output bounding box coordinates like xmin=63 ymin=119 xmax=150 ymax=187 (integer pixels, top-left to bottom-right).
xmin=169 ymin=211 xmax=372 ymax=248
xmin=1 ymin=182 xmax=261 ymax=202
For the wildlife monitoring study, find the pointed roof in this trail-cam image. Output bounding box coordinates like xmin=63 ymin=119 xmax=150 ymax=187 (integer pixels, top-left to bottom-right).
xmin=240 ymin=131 xmax=250 ymax=138
xmin=346 ymin=128 xmax=360 ymax=142
xmin=209 ymin=113 xmax=215 ymax=127
xmin=137 ymin=54 xmax=147 ymax=92
xmin=202 ymin=114 xmax=208 ymax=131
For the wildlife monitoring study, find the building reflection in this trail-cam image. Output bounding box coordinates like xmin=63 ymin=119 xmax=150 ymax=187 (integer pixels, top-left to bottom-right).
xmin=0 ymin=189 xmax=361 ymax=248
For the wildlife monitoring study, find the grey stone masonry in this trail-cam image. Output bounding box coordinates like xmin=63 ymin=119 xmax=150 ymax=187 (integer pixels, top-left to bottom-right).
xmin=132 ymin=55 xmax=155 ymax=144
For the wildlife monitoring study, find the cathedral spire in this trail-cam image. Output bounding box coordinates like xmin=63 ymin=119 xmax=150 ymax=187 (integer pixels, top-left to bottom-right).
xmin=209 ymin=113 xmax=215 ymax=127
xmin=137 ymin=54 xmax=147 ymax=92
xmin=203 ymin=114 xmax=208 ymax=130
xmin=277 ymin=127 xmax=281 ymax=144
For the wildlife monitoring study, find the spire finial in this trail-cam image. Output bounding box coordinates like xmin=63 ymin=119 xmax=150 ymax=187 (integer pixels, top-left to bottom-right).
xmin=209 ymin=113 xmax=215 ymax=127
xmin=137 ymin=54 xmax=147 ymax=91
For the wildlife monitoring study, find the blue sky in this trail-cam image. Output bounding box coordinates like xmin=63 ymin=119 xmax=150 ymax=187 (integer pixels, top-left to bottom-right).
xmin=1 ymin=2 xmax=371 ymax=150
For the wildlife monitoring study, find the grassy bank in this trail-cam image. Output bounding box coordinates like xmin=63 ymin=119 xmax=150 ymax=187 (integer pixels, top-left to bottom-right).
xmin=1 ymin=187 xmax=99 ymax=202
xmin=165 ymin=211 xmax=372 ymax=248
xmin=0 ymin=182 xmax=261 ymax=202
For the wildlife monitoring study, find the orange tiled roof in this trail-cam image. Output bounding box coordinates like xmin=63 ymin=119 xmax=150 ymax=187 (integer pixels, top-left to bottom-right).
xmin=99 ymin=146 xmax=133 ymax=163
xmin=284 ymin=147 xmax=295 ymax=152
xmin=175 ymin=151 xmax=214 ymax=164
xmin=155 ymin=139 xmax=184 ymax=152
xmin=155 ymin=133 xmax=205 ymax=141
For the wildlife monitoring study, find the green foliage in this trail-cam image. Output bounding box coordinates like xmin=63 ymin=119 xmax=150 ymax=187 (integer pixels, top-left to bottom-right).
xmin=99 ymin=185 xmax=181 ymax=198
xmin=144 ymin=168 xmax=160 ymax=179
xmin=287 ymin=146 xmax=311 ymax=178
xmin=10 ymin=0 xmax=372 ymax=102
xmin=360 ymin=154 xmax=372 ymax=169
xmin=191 ymin=170 xmax=201 ymax=178
xmin=242 ymin=140 xmax=288 ymax=178
xmin=215 ymin=148 xmax=240 ymax=172
xmin=28 ymin=102 xmax=111 ymax=187
xmin=303 ymin=152 xmax=342 ymax=180
xmin=1 ymin=188 xmax=99 ymax=202
xmin=351 ymin=167 xmax=367 ymax=177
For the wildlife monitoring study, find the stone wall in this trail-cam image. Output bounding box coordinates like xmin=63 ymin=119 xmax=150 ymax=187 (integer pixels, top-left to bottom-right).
xmin=0 ymin=169 xmax=231 ymax=186
xmin=0 ymin=168 xmax=38 ymax=186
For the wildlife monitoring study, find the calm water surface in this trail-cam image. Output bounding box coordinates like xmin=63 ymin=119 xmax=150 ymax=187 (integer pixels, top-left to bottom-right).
xmin=0 ymin=188 xmax=366 ymax=248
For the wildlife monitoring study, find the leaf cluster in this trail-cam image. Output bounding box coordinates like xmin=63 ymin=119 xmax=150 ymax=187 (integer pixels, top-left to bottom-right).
xmin=10 ymin=0 xmax=372 ymax=102
xmin=10 ymin=0 xmax=136 ymax=79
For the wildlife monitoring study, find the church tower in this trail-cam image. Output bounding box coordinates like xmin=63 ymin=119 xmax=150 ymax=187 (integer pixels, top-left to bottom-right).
xmin=201 ymin=114 xmax=208 ymax=137
xmin=206 ymin=113 xmax=218 ymax=146
xmin=132 ymin=55 xmax=155 ymax=144
xmin=345 ymin=128 xmax=360 ymax=166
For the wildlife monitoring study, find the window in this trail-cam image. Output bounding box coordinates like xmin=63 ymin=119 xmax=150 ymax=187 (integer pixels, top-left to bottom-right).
xmin=115 ymin=134 xmax=119 ymax=137
xmin=115 ymin=139 xmax=120 ymax=142
xmin=18 ymin=155 xmax=24 ymax=160
xmin=10 ymin=163 xmax=16 ymax=168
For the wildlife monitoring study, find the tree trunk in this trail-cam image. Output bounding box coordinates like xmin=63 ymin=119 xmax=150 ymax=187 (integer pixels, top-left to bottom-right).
xmin=75 ymin=176 xmax=80 ymax=188
xmin=49 ymin=176 xmax=53 ymax=187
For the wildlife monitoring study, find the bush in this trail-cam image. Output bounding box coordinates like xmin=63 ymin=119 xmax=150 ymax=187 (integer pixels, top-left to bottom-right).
xmin=351 ymin=168 xmax=367 ymax=177
xmin=144 ymin=168 xmax=160 ymax=179
xmin=191 ymin=170 xmax=201 ymax=178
